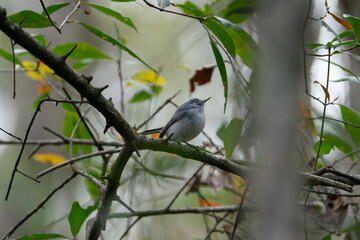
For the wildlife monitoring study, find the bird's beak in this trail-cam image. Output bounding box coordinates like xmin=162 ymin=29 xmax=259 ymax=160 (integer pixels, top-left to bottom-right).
xmin=203 ymin=97 xmax=211 ymax=103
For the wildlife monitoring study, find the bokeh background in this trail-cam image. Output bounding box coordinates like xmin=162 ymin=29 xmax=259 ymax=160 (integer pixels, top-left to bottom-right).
xmin=1 ymin=0 xmax=360 ymax=239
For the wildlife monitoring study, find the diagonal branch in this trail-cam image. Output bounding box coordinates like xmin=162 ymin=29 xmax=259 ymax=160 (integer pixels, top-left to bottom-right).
xmin=1 ymin=173 xmax=77 ymax=240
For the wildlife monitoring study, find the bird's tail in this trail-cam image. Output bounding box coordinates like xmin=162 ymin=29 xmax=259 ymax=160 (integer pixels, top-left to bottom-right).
xmin=140 ymin=128 xmax=163 ymax=136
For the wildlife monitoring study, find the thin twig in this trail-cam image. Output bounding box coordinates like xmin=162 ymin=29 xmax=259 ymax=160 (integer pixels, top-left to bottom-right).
xmin=71 ymin=166 xmax=104 ymax=190
xmin=142 ymin=0 xmax=206 ymax=21
xmin=165 ymin=163 xmax=205 ymax=210
xmin=313 ymin=48 xmax=331 ymax=170
xmin=10 ymin=38 xmax=16 ymax=99
xmin=39 ymin=0 xmax=62 ymax=33
xmin=63 ymin=89 xmax=111 ymax=181
xmin=5 ymin=97 xmax=48 ymax=201
xmin=119 ymin=217 xmax=142 ymax=240
xmin=0 ymin=127 xmax=21 ymax=141
xmin=37 ymin=147 xmax=123 ymax=178
xmin=109 ymin=205 xmax=241 ymax=219
xmin=136 ymin=90 xmax=181 ymax=130
xmin=132 ymin=155 xmax=185 ymax=180
xmin=2 ymin=173 xmax=77 ymax=240
xmin=302 ymin=187 xmax=360 ymax=197
xmin=0 ymin=138 xmax=123 ymax=147
xmin=58 ymin=0 xmax=81 ymax=30
xmin=113 ymin=195 xmax=135 ymax=213
xmin=231 ymin=183 xmax=250 ymax=240
xmin=204 ymin=212 xmax=231 ymax=240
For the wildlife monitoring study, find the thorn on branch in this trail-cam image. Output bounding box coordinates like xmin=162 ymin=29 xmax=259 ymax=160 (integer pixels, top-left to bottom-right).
xmin=17 ymin=170 xmax=40 ymax=183
xmin=103 ymin=122 xmax=112 ymax=134
xmin=60 ymin=44 xmax=77 ymax=62
xmin=96 ymin=85 xmax=109 ymax=95
xmin=18 ymin=16 xmax=26 ymax=28
xmin=83 ymin=74 xmax=93 ymax=83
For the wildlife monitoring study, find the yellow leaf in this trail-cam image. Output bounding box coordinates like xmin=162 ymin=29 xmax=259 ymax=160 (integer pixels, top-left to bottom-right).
xmin=131 ymin=71 xmax=167 ymax=86
xmin=33 ymin=153 xmax=67 ymax=166
xmin=22 ymin=60 xmax=54 ymax=83
xmin=233 ymin=175 xmax=249 ymax=203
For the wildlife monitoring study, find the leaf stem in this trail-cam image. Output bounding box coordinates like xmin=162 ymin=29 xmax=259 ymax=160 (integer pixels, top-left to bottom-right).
xmin=313 ymin=48 xmax=331 ymax=170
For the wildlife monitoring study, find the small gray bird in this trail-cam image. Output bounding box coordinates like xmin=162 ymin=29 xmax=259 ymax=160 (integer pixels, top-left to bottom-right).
xmin=141 ymin=97 xmax=210 ymax=142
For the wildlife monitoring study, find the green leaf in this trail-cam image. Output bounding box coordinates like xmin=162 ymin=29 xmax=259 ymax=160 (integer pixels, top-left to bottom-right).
xmin=129 ymin=86 xmax=162 ymax=103
xmin=304 ymin=42 xmax=325 ymax=51
xmin=111 ymin=0 xmax=136 ymax=2
xmin=77 ymin=22 xmax=155 ymax=72
xmin=321 ymin=234 xmax=331 ymax=240
xmin=41 ymin=2 xmax=70 ymax=16
xmin=333 ymin=40 xmax=357 ymax=48
xmin=204 ymin=17 xmax=236 ymax=58
xmin=216 ymin=118 xmax=243 ymax=159
xmin=8 ymin=10 xmax=52 ymax=28
xmin=322 ymin=134 xmax=353 ymax=160
xmin=317 ymin=58 xmax=359 ymax=81
xmin=68 ymin=201 xmax=98 ymax=237
xmin=313 ymin=139 xmax=334 ymax=156
xmin=0 ymin=47 xmax=23 ymax=67
xmin=16 ymin=233 xmax=68 ymax=240
xmin=157 ymin=0 xmax=171 ymax=8
xmin=206 ymin=29 xmax=228 ymax=112
xmin=342 ymin=221 xmax=360 ymax=239
xmin=52 ymin=42 xmax=112 ymax=60
xmin=219 ymin=0 xmax=258 ymax=24
xmin=331 ymin=76 xmax=359 ymax=83
xmin=176 ymin=1 xmax=206 ymax=17
xmin=321 ymin=21 xmax=341 ymax=45
xmin=340 ymin=105 xmax=360 ymax=148
xmin=344 ymin=14 xmax=360 ymax=43
xmin=61 ymin=102 xmax=76 ymax=112
xmin=33 ymin=34 xmax=47 ymax=46
xmin=342 ymin=51 xmax=360 ymax=61
xmin=32 ymin=92 xmax=49 ymax=109
xmin=72 ymin=59 xmax=94 ymax=70
xmin=87 ymin=3 xmax=137 ymax=31
xmin=63 ymin=110 xmax=92 ymax=155
xmin=215 ymin=16 xmax=259 ymax=69
xmin=86 ymin=168 xmax=101 ymax=200
xmin=331 ymin=30 xmax=354 ymax=43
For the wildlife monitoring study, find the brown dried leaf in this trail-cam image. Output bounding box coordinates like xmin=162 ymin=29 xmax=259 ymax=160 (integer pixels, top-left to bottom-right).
xmin=186 ymin=168 xmax=203 ymax=194
xmin=223 ymin=225 xmax=241 ymax=240
xmin=298 ymin=100 xmax=316 ymax=136
xmin=314 ymin=80 xmax=330 ymax=102
xmin=189 ymin=65 xmax=215 ymax=93
xmin=206 ymin=168 xmax=226 ymax=194
xmin=329 ymin=12 xmax=353 ymax=30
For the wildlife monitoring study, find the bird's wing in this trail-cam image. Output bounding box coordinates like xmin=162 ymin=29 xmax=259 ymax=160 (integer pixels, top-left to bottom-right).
xmin=159 ymin=112 xmax=187 ymax=138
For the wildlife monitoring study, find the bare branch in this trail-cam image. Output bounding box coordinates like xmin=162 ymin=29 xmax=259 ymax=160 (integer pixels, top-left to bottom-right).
xmin=1 ymin=173 xmax=77 ymax=240
xmin=39 ymin=0 xmax=62 ymax=33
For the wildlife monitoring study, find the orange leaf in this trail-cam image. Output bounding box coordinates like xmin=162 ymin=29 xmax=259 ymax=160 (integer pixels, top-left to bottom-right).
xmin=37 ymin=85 xmax=51 ymax=94
xmin=196 ymin=199 xmax=222 ymax=207
xmin=329 ymin=13 xmax=352 ymax=30
xmin=314 ymin=80 xmax=330 ymax=102
xmin=151 ymin=133 xmax=160 ymax=139
xmin=189 ymin=65 xmax=215 ymax=93
xmin=33 ymin=153 xmax=67 ymax=166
